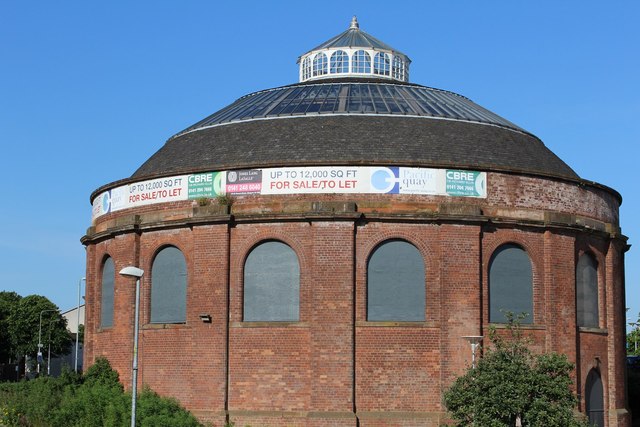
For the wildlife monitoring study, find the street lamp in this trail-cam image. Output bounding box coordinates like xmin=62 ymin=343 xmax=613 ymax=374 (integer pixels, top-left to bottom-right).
xmin=37 ymin=309 xmax=57 ymax=374
xmin=462 ymin=335 xmax=483 ymax=369
xmin=119 ymin=266 xmax=144 ymax=427
xmin=46 ymin=318 xmax=56 ymax=376
xmin=74 ymin=277 xmax=86 ymax=373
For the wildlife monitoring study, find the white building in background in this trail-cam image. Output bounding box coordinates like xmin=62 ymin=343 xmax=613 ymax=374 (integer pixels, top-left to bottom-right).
xmin=47 ymin=304 xmax=85 ymax=375
xmin=62 ymin=304 xmax=85 ymax=334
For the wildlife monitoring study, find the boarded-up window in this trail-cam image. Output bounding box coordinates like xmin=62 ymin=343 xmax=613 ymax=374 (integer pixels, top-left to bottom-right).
xmin=100 ymin=257 xmax=115 ymax=328
xmin=244 ymin=241 xmax=300 ymax=321
xmin=585 ymin=369 xmax=604 ymax=427
xmin=489 ymin=244 xmax=533 ymax=323
xmin=577 ymin=253 xmax=599 ymax=327
xmin=151 ymin=246 xmax=187 ymax=323
xmin=367 ymin=240 xmax=425 ymax=321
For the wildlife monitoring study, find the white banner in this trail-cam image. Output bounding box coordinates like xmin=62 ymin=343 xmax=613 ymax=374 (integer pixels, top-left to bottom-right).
xmin=92 ymin=167 xmax=486 ymax=221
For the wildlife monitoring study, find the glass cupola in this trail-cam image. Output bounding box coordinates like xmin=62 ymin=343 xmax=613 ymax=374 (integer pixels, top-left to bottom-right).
xmin=298 ymin=16 xmax=411 ymax=83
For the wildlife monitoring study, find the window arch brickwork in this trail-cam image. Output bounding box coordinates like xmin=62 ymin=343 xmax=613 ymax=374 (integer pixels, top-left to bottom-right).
xmin=367 ymin=239 xmax=426 ymax=321
xmin=489 ymin=243 xmax=533 ymax=323
xmin=577 ymin=253 xmax=599 ymax=327
xmin=585 ymin=369 xmax=604 ymax=427
xmin=243 ymin=240 xmax=300 ymax=321
xmin=100 ymin=256 xmax=115 ymax=328
xmin=151 ymin=246 xmax=187 ymax=324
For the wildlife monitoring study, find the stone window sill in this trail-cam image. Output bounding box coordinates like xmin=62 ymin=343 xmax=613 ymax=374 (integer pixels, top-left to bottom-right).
xmin=488 ymin=323 xmax=546 ymax=330
xmin=357 ymin=321 xmax=438 ymax=328
xmin=232 ymin=321 xmax=309 ymax=328
xmin=578 ymin=326 xmax=608 ymax=335
xmin=142 ymin=323 xmax=189 ymax=330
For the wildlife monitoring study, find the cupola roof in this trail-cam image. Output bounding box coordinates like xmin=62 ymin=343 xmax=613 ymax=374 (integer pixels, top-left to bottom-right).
xmin=302 ymin=16 xmax=407 ymax=57
xmin=298 ymin=17 xmax=411 ymax=83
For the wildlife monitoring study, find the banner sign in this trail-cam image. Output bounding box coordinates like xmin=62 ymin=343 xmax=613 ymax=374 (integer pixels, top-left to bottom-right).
xmin=92 ymin=166 xmax=486 ymax=220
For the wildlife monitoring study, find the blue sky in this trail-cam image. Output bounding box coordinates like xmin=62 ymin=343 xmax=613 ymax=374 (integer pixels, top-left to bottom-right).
xmin=1 ymin=1 xmax=638 ymax=329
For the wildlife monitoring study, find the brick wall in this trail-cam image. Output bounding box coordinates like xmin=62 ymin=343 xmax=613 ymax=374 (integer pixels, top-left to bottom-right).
xmin=82 ymin=172 xmax=629 ymax=427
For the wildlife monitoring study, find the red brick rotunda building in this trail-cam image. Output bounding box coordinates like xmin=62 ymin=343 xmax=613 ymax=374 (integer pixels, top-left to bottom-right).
xmin=83 ymin=17 xmax=629 ymax=427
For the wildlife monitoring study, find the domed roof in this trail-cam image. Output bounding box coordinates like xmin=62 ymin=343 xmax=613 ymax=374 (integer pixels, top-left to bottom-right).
xmin=128 ymin=20 xmax=578 ymax=183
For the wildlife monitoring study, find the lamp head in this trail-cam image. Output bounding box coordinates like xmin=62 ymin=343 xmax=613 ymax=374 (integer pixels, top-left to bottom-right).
xmin=462 ymin=336 xmax=484 ymax=345
xmin=119 ymin=266 xmax=144 ymax=278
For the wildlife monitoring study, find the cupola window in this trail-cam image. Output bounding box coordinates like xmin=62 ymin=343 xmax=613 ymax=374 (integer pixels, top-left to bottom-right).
xmin=373 ymin=52 xmax=390 ymax=76
xmin=302 ymin=56 xmax=311 ymax=81
xmin=353 ymin=50 xmax=371 ymax=74
xmin=313 ymin=52 xmax=328 ymax=77
xmin=330 ymin=50 xmax=349 ymax=74
xmin=392 ymin=56 xmax=405 ymax=80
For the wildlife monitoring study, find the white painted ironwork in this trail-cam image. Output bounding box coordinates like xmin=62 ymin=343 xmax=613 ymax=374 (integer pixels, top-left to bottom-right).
xmin=298 ymin=17 xmax=410 ymax=83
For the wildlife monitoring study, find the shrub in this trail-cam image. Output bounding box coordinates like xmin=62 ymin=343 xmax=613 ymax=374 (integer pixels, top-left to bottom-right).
xmin=0 ymin=358 xmax=203 ymax=427
xmin=136 ymin=387 xmax=201 ymax=427
xmin=443 ymin=313 xmax=588 ymax=427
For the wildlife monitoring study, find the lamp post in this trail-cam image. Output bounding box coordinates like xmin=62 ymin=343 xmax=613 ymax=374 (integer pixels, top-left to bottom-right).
xmin=37 ymin=309 xmax=57 ymax=374
xmin=74 ymin=277 xmax=86 ymax=372
xmin=119 ymin=266 xmax=144 ymax=427
xmin=462 ymin=336 xmax=483 ymax=369
xmin=46 ymin=318 xmax=55 ymax=376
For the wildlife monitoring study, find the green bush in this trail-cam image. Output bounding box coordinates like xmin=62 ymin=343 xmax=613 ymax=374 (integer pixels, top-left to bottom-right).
xmin=443 ymin=314 xmax=588 ymax=427
xmin=0 ymin=358 xmax=203 ymax=427
xmin=136 ymin=388 xmax=201 ymax=427
xmin=0 ymin=376 xmax=64 ymax=426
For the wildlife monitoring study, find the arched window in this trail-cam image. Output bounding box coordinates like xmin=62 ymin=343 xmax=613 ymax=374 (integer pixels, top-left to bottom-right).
xmin=313 ymin=53 xmax=328 ymax=77
xmin=302 ymin=56 xmax=311 ymax=80
xmin=373 ymin=52 xmax=390 ymax=76
xmin=392 ymin=56 xmax=405 ymax=80
xmin=100 ymin=257 xmax=115 ymax=328
xmin=585 ymin=369 xmax=604 ymax=427
xmin=151 ymin=246 xmax=187 ymax=324
xmin=367 ymin=240 xmax=425 ymax=321
xmin=489 ymin=244 xmax=533 ymax=323
xmin=352 ymin=50 xmax=371 ymax=73
xmin=330 ymin=50 xmax=349 ymax=74
xmin=577 ymin=253 xmax=599 ymax=327
xmin=244 ymin=241 xmax=300 ymax=321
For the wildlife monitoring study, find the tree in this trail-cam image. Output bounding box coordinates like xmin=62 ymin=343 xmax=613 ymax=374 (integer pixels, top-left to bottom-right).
xmin=443 ymin=313 xmax=588 ymax=427
xmin=6 ymin=295 xmax=72 ymax=368
xmin=627 ymin=311 xmax=640 ymax=356
xmin=0 ymin=291 xmax=22 ymax=363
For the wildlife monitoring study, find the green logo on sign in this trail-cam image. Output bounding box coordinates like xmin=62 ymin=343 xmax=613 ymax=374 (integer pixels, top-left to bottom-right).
xmin=445 ymin=170 xmax=485 ymax=197
xmin=187 ymin=172 xmax=223 ymax=199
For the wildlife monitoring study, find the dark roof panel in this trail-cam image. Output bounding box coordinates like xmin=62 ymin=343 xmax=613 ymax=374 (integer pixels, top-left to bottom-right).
xmin=133 ymin=115 xmax=578 ymax=181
